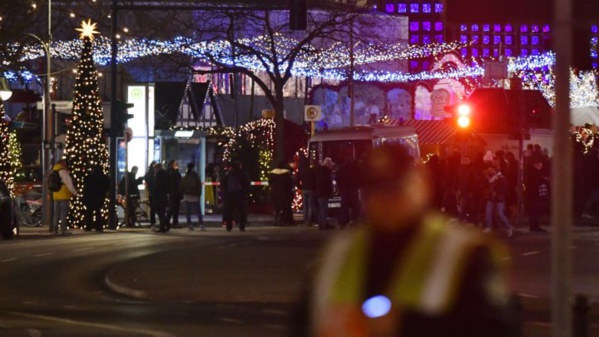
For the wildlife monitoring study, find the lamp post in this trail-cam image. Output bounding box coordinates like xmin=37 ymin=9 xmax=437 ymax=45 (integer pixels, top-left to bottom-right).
xmin=0 ymin=76 xmax=12 ymax=101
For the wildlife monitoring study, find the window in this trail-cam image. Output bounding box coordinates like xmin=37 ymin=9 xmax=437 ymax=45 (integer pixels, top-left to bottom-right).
xmin=435 ymin=3 xmax=443 ymax=13
xmin=386 ymin=4 xmax=394 ymax=13
xmin=410 ymin=22 xmax=420 ymax=31
xmin=505 ymin=48 xmax=513 ymax=56
xmin=423 ymin=3 xmax=432 ymax=13
xmin=435 ymin=35 xmax=444 ymax=43
xmin=472 ymin=48 xmax=480 ymax=57
xmin=531 ymin=49 xmax=539 ymax=55
xmin=483 ymin=48 xmax=490 ymax=57
xmin=472 ymin=24 xmax=479 ymax=32
xmin=398 ymin=3 xmax=407 ymax=13
xmin=505 ymin=24 xmax=513 ymax=32
xmin=461 ymin=48 xmax=468 ymax=57
xmin=410 ymin=60 xmax=419 ymax=69
xmin=435 ymin=22 xmax=443 ymax=31
xmin=521 ymin=49 xmax=529 ymax=56
xmin=494 ymin=35 xmax=501 ymax=45
xmin=472 ymin=35 xmax=480 ymax=44
xmin=531 ymin=36 xmax=539 ymax=45
xmin=521 ymin=36 xmax=529 ymax=45
xmin=505 ymin=35 xmax=513 ymax=45
xmin=494 ymin=24 xmax=502 ymax=32
xmin=483 ymin=35 xmax=490 ymax=45
xmin=422 ymin=22 xmax=431 ymax=31
xmin=543 ymin=25 xmax=551 ymax=33
xmin=410 ymin=35 xmax=420 ymax=44
xmin=422 ymin=35 xmax=431 ymax=44
xmin=483 ymin=24 xmax=490 ymax=32
xmin=520 ymin=25 xmax=528 ymax=33
xmin=460 ymin=35 xmax=468 ymax=44
xmin=410 ymin=3 xmax=419 ymax=13
xmin=532 ymin=25 xmax=539 ymax=33
xmin=460 ymin=24 xmax=468 ymax=32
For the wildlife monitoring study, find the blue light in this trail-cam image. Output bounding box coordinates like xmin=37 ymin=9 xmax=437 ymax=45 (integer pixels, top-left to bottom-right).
xmin=362 ymin=295 xmax=392 ymax=318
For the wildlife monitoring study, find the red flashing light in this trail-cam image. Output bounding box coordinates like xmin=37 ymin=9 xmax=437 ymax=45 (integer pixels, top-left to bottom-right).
xmin=456 ymin=104 xmax=471 ymax=128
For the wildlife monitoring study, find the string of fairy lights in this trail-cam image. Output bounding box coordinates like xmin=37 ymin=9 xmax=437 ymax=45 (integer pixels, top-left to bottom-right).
xmin=0 ymin=100 xmax=14 ymax=196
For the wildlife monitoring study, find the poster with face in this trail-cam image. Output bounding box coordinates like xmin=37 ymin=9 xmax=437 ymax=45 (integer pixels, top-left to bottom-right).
xmin=431 ymin=89 xmax=450 ymax=120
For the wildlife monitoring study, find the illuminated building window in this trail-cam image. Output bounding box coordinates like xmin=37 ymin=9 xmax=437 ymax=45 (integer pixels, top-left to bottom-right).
xmin=422 ymin=21 xmax=431 ymax=31
xmin=410 ymin=3 xmax=419 ymax=13
xmin=460 ymin=24 xmax=468 ymax=32
xmin=435 ymin=3 xmax=443 ymax=13
xmin=532 ymin=25 xmax=539 ymax=33
xmin=505 ymin=35 xmax=513 ymax=45
xmin=386 ymin=4 xmax=394 ymax=12
xmin=505 ymin=48 xmax=513 ymax=56
xmin=493 ymin=49 xmax=500 ymax=57
xmin=531 ymin=49 xmax=539 ymax=55
xmin=505 ymin=24 xmax=513 ymax=32
xmin=461 ymin=48 xmax=468 ymax=57
xmin=410 ymin=61 xmax=419 ymax=69
xmin=521 ymin=49 xmax=528 ymax=56
xmin=521 ymin=36 xmax=528 ymax=45
xmin=483 ymin=48 xmax=490 ymax=57
xmin=483 ymin=24 xmax=490 ymax=32
xmin=472 ymin=24 xmax=479 ymax=32
xmin=472 ymin=48 xmax=480 ymax=57
xmin=494 ymin=24 xmax=502 ymax=32
xmin=423 ymin=3 xmax=432 ymax=13
xmin=423 ymin=35 xmax=432 ymax=44
xmin=494 ymin=35 xmax=501 ymax=45
xmin=472 ymin=35 xmax=480 ymax=44
xmin=435 ymin=22 xmax=443 ymax=31
xmin=422 ymin=61 xmax=430 ymax=69
xmin=531 ymin=36 xmax=539 ymax=45
xmin=592 ymin=25 xmax=598 ymax=33
xmin=410 ymin=35 xmax=419 ymax=44
xmin=543 ymin=25 xmax=551 ymax=33
xmin=398 ymin=3 xmax=407 ymax=13
xmin=410 ymin=22 xmax=419 ymax=31
xmin=483 ymin=35 xmax=490 ymax=44
xmin=521 ymin=24 xmax=528 ymax=33
xmin=435 ymin=34 xmax=443 ymax=43
xmin=460 ymin=35 xmax=468 ymax=43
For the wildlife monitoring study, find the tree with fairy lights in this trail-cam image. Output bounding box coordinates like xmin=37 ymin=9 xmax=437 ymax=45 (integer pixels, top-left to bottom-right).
xmin=9 ymin=131 xmax=22 ymax=172
xmin=0 ymin=99 xmax=13 ymax=194
xmin=65 ymin=20 xmax=109 ymax=228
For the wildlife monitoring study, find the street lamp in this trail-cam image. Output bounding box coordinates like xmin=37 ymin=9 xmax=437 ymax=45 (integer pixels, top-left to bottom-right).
xmin=0 ymin=76 xmax=12 ymax=101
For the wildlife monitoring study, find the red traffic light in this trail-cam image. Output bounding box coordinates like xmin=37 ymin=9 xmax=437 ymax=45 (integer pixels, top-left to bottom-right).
xmin=456 ymin=104 xmax=471 ymax=128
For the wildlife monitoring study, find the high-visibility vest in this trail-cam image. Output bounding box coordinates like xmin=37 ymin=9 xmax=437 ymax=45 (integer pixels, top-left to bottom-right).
xmin=310 ymin=213 xmax=509 ymax=337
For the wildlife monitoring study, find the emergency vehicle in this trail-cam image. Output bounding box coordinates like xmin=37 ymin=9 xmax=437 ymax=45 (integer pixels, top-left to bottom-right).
xmin=307 ymin=125 xmax=420 ymax=214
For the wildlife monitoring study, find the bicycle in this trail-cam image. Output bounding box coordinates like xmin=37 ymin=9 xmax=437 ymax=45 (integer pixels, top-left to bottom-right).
xmin=18 ymin=198 xmax=42 ymax=227
xmin=117 ymin=195 xmax=150 ymax=227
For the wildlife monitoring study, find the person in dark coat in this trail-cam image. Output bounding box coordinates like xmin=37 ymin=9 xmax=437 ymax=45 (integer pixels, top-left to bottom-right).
xmin=180 ymin=162 xmax=205 ymax=230
xmin=221 ymin=161 xmax=251 ymax=232
xmin=166 ymin=160 xmax=182 ymax=228
xmin=118 ymin=165 xmax=144 ymax=227
xmin=336 ymin=158 xmax=361 ymax=228
xmin=268 ymin=160 xmax=295 ymax=226
xmin=315 ymin=157 xmax=334 ymax=229
xmin=525 ymin=158 xmax=549 ymax=232
xmin=143 ymin=161 xmax=157 ymax=226
xmin=0 ymin=179 xmax=14 ymax=240
xmin=82 ymin=165 xmax=110 ymax=232
xmin=153 ymin=163 xmax=170 ymax=232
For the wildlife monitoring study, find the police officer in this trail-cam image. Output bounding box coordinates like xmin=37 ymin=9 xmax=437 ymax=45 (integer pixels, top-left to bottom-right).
xmin=304 ymin=143 xmax=513 ymax=337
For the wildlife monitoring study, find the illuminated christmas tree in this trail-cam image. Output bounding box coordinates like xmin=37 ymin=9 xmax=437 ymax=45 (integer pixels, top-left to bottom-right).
xmin=0 ymin=100 xmax=13 ymax=195
xmin=9 ymin=131 xmax=22 ymax=172
xmin=65 ymin=20 xmax=109 ymax=228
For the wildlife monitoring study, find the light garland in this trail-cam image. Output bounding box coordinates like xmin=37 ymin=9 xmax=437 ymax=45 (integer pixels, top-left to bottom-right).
xmin=0 ymin=100 xmax=14 ymax=196
xmin=8 ymin=131 xmax=22 ymax=173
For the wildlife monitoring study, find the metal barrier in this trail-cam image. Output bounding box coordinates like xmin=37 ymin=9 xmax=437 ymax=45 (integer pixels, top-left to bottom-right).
xmin=202 ymin=181 xmax=269 ymax=186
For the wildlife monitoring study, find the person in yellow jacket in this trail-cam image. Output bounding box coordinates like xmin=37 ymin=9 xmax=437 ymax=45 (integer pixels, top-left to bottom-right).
xmin=301 ymin=143 xmax=514 ymax=337
xmin=51 ymin=159 xmax=78 ymax=235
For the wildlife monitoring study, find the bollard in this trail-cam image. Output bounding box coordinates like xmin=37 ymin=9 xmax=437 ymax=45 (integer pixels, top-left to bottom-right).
xmin=573 ymin=294 xmax=589 ymax=337
xmin=508 ymin=293 xmax=523 ymax=337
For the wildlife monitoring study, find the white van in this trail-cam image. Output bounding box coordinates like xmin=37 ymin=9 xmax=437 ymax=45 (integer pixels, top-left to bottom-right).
xmin=307 ymin=125 xmax=420 ymax=212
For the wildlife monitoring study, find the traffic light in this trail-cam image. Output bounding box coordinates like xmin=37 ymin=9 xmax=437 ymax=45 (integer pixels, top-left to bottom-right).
xmin=455 ymin=103 xmax=471 ymax=129
xmin=113 ymin=99 xmax=134 ymax=131
xmin=289 ymin=0 xmax=307 ymax=30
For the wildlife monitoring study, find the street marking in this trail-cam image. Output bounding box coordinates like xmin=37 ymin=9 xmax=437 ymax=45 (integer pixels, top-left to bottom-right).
xmin=2 ymin=258 xmax=17 ymax=263
xmin=33 ymin=253 xmax=53 ymax=257
xmin=74 ymin=247 xmax=93 ymax=252
xmin=522 ymin=251 xmax=539 ymax=256
xmin=4 ymin=311 xmax=174 ymax=337
xmin=218 ymin=317 xmax=243 ymax=324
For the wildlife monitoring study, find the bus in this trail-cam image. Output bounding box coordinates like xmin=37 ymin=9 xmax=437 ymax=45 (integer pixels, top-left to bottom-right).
xmin=306 ymin=125 xmax=420 ymax=214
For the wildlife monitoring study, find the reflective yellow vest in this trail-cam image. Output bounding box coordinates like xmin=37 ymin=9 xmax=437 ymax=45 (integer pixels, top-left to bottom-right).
xmin=310 ymin=214 xmax=509 ymax=337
